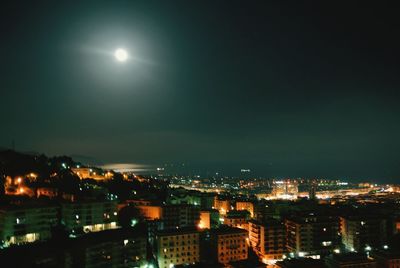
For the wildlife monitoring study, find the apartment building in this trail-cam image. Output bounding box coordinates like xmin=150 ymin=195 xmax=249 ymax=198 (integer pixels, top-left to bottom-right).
xmin=155 ymin=227 xmax=200 ymax=268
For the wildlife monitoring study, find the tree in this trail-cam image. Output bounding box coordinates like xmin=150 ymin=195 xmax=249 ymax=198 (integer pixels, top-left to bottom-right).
xmin=118 ymin=205 xmax=145 ymax=228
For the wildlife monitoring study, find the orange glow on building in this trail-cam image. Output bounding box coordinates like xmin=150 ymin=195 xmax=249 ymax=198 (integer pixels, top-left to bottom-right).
xmin=214 ymin=199 xmax=230 ymax=216
xmin=236 ymin=201 xmax=254 ymax=218
xmin=137 ymin=205 xmax=162 ymax=220
xmin=199 ymin=211 xmax=211 ymax=229
xmin=4 ymin=176 xmax=34 ymax=197
xmin=395 ymin=221 xmax=400 ymax=234
xmin=37 ymin=187 xmax=58 ymax=199
xmin=210 ymin=227 xmax=248 ymax=264
xmin=224 ymin=215 xmax=249 ymax=231
xmin=71 ymin=168 xmax=112 ymax=181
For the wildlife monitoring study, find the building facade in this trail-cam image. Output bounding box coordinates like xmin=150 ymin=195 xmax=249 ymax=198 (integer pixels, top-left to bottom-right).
xmin=224 ymin=210 xmax=250 ymax=231
xmin=137 ymin=205 xmax=163 ymax=220
xmin=155 ymin=228 xmax=200 ymax=268
xmin=0 ymin=204 xmax=58 ymax=247
xmin=249 ymin=218 xmax=286 ymax=262
xmin=340 ymin=215 xmax=387 ymax=252
xmin=236 ymin=201 xmax=254 ymax=218
xmin=66 ymin=228 xmax=147 ymax=268
xmin=210 ymin=226 xmax=248 ymax=264
xmin=214 ymin=199 xmax=231 ymax=216
xmin=61 ymin=200 xmax=118 ymax=235
xmin=162 ymin=204 xmax=200 ymax=229
xmin=285 ymin=214 xmax=340 ymax=257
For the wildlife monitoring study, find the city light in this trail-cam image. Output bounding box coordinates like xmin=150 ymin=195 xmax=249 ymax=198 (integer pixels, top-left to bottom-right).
xmin=298 ymin=252 xmax=307 ymax=257
xmin=2 ymin=1 xmax=400 ymax=263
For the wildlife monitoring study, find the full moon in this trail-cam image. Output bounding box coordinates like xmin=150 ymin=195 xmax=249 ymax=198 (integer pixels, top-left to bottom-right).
xmin=114 ymin=48 xmax=128 ymax=62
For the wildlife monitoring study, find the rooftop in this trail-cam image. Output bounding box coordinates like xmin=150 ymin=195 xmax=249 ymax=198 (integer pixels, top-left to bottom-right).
xmin=372 ymin=250 xmax=400 ymax=259
xmin=209 ymin=226 xmax=248 ymax=235
xmin=276 ymin=258 xmax=326 ymax=268
xmin=249 ymin=218 xmax=284 ymax=227
xmin=327 ymin=253 xmax=376 ymax=264
xmin=70 ymin=227 xmax=146 ymax=247
xmin=156 ymin=226 xmax=199 ymax=236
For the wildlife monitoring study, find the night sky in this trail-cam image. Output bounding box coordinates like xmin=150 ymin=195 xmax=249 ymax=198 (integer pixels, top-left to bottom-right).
xmin=1 ymin=1 xmax=400 ymax=181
